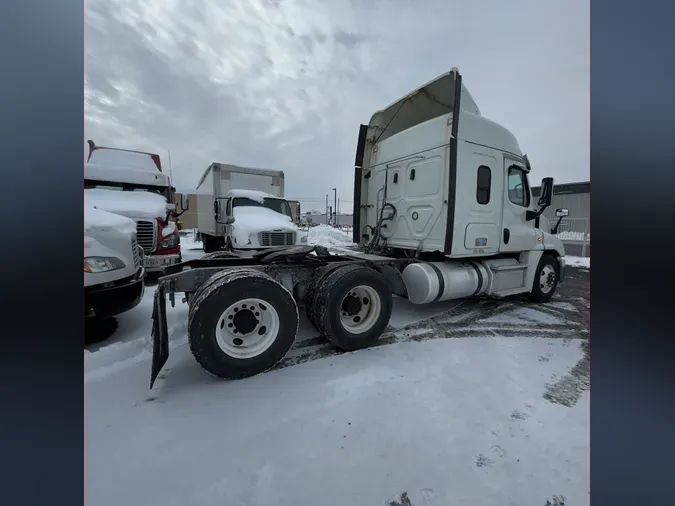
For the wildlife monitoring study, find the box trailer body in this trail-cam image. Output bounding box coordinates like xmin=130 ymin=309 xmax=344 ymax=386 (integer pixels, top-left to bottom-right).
xmin=149 ymin=68 xmax=569 ymax=387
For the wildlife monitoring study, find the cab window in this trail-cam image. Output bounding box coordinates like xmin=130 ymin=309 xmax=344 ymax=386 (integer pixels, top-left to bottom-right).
xmin=507 ymin=166 xmax=530 ymax=207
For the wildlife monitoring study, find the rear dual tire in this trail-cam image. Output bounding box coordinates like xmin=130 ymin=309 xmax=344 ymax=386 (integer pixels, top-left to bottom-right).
xmin=307 ymin=265 xmax=393 ymax=351
xmin=188 ymin=269 xmax=298 ymax=379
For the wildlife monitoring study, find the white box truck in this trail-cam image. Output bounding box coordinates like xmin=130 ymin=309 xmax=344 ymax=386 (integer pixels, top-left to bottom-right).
xmin=195 ymin=163 xmax=304 ymax=252
xmin=149 ymin=68 xmax=570 ymax=387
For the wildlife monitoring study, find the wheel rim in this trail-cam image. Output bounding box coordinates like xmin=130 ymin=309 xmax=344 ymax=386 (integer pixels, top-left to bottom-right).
xmin=339 ymin=285 xmax=382 ymax=334
xmin=539 ymin=264 xmax=557 ymax=294
xmin=215 ymin=298 xmax=280 ymax=358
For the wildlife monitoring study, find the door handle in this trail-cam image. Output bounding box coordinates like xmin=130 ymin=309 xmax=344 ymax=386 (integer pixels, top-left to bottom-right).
xmin=503 ymin=228 xmax=510 ymax=245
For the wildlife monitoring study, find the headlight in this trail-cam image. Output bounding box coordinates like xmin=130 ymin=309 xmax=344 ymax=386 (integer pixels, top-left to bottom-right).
xmin=84 ymin=256 xmax=125 ymax=273
xmin=159 ymin=234 xmax=178 ymax=250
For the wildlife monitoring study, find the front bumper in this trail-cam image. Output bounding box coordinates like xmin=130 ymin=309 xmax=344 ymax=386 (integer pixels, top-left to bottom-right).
xmin=85 ymin=267 xmax=146 ymax=318
xmin=144 ymin=253 xmax=181 ymax=272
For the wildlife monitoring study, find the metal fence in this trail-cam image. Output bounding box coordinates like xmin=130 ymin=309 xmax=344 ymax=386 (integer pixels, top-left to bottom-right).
xmin=553 ymin=217 xmax=590 ymax=257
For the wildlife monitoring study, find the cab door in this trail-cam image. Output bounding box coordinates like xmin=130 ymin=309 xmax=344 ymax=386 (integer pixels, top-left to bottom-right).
xmin=499 ymin=158 xmax=537 ymax=252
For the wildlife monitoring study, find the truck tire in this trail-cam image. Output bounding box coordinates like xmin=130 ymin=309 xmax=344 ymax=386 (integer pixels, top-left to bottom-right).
xmin=304 ymin=263 xmax=348 ymax=325
xmin=528 ymin=254 xmax=559 ymax=303
xmin=202 ymin=234 xmax=220 ymax=253
xmin=311 ymin=264 xmax=393 ymax=351
xmin=188 ymin=269 xmax=299 ymax=379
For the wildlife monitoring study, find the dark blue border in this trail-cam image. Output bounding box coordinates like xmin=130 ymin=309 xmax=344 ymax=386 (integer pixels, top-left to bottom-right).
xmin=591 ymin=0 xmax=675 ymax=504
xmin=1 ymin=0 xmax=675 ymax=503
xmin=0 ymin=0 xmax=83 ymax=504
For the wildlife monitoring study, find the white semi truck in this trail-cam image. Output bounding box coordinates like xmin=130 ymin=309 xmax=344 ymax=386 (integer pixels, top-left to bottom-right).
xmin=85 ymin=205 xmax=145 ymax=339
xmin=149 ymin=68 xmax=570 ymax=387
xmin=195 ymin=163 xmax=303 ymax=252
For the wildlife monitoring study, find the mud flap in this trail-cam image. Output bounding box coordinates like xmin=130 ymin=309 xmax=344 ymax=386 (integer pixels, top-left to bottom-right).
xmin=150 ymin=284 xmax=170 ymax=388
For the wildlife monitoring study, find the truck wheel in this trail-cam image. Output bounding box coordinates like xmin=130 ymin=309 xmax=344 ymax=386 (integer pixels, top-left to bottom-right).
xmin=202 ymin=234 xmax=219 ymax=253
xmin=528 ymin=254 xmax=559 ymax=303
xmin=304 ymin=263 xmax=348 ymax=326
xmin=311 ymin=265 xmax=393 ymax=351
xmin=188 ymin=269 xmax=299 ymax=379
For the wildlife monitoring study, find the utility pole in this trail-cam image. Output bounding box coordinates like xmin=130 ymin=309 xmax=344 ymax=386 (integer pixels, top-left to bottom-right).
xmin=325 ymin=194 xmax=329 ymax=224
xmin=168 ymin=149 xmax=174 ymax=182
xmin=337 ymin=198 xmax=340 ymax=227
xmin=332 ymin=188 xmax=337 ymax=228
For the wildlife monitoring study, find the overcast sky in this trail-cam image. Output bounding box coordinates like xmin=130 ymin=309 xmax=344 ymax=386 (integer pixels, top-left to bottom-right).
xmin=85 ymin=0 xmax=588 ymax=213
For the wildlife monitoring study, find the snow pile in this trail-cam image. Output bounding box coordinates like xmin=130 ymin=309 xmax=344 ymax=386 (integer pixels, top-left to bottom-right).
xmin=85 ymin=205 xmax=136 ymax=237
xmin=229 ymin=189 xmax=275 ymax=203
xmin=85 ymin=188 xmax=169 ymax=220
xmin=307 ymin=224 xmax=355 ymax=248
xmin=565 ymin=256 xmax=590 ymax=268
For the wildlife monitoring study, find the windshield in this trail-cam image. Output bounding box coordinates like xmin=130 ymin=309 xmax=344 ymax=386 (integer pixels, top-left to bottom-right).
xmin=232 ymin=197 xmax=292 ymax=218
xmin=84 ymin=181 xmax=170 ymax=200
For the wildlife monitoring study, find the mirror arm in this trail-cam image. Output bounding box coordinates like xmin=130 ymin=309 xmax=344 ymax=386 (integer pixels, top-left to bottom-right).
xmin=551 ymin=216 xmax=565 ymax=235
xmin=526 ymin=206 xmax=546 ymax=222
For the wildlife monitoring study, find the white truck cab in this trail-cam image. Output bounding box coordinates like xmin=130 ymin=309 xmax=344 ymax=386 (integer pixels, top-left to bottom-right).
xmin=222 ymin=189 xmax=306 ymax=251
xmin=353 ymin=68 xmax=567 ymax=301
xmin=85 ymin=206 xmax=145 ymax=320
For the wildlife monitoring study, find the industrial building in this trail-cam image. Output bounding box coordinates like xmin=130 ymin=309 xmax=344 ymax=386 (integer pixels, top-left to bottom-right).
xmin=532 ymin=180 xmax=590 ymax=257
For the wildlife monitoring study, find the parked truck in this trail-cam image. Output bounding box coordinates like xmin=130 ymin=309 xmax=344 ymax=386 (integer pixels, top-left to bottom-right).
xmin=195 ymin=163 xmax=304 ymax=252
xmin=85 ymin=205 xmax=145 ymax=343
xmin=149 ymin=68 xmax=570 ymax=387
xmin=85 ymin=141 xmax=189 ymax=273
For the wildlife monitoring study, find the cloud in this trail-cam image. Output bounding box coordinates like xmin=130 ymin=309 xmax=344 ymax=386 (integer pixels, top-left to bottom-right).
xmin=85 ymin=0 xmax=589 ymax=213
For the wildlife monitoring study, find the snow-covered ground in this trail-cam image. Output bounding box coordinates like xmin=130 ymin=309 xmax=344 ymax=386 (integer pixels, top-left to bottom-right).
xmin=85 ymin=230 xmax=590 ymax=506
xmin=566 ymin=256 xmax=590 ymax=269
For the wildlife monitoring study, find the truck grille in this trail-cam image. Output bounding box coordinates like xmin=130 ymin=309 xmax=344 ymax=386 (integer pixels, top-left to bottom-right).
xmin=131 ymin=238 xmax=141 ymax=268
xmin=136 ymin=220 xmax=156 ymax=253
xmin=258 ymin=231 xmax=296 ymax=247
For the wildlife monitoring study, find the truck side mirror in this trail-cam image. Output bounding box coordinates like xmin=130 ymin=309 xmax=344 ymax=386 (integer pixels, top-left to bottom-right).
xmin=181 ymin=194 xmax=189 ymax=211
xmin=551 ymin=208 xmax=569 ymax=234
xmin=538 ymin=177 xmax=554 ymax=207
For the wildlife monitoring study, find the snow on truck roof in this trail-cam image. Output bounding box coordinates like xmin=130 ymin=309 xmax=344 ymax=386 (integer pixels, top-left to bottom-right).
xmin=85 ymin=188 xmax=170 ymax=220
xmin=228 ymin=189 xmax=279 ymax=203
xmin=85 ymin=162 xmax=171 ymax=188
xmin=87 ymin=145 xmax=162 ymax=171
